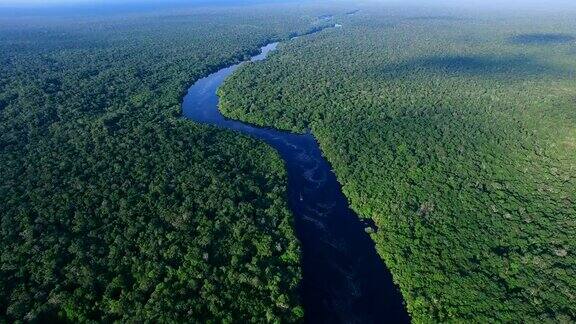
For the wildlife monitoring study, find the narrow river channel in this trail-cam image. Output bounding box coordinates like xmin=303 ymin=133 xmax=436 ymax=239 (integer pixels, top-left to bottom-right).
xmin=182 ymin=30 xmax=409 ymax=323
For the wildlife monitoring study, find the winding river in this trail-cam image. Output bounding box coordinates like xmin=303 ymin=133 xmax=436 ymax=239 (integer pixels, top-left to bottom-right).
xmin=182 ymin=31 xmax=409 ymax=323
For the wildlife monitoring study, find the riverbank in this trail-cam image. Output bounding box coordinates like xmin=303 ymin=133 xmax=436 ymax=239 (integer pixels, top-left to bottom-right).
xmin=182 ymin=27 xmax=408 ymax=322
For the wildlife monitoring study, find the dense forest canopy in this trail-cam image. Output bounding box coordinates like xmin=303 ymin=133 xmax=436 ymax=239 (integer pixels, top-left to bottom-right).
xmin=3 ymin=0 xmax=575 ymax=322
xmin=0 ymin=4 xmax=343 ymax=322
xmin=219 ymin=5 xmax=576 ymax=322
xmin=0 ymin=0 xmax=306 ymax=17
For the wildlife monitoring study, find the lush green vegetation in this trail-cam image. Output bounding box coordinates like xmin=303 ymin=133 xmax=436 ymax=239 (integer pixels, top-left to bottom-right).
xmin=0 ymin=5 xmax=337 ymax=322
xmin=220 ymin=7 xmax=576 ymax=322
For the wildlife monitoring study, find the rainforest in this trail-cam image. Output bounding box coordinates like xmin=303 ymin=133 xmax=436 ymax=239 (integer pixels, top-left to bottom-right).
xmin=1 ymin=1 xmax=575 ymax=323
xmin=0 ymin=5 xmax=330 ymax=322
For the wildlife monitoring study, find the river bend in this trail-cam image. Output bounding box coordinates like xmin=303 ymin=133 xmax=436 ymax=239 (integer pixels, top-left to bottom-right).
xmin=182 ymin=34 xmax=408 ymax=323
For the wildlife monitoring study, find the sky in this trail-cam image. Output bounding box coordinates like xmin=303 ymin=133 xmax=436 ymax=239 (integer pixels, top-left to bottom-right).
xmin=0 ymin=0 xmax=146 ymax=4
xmin=2 ymin=0 xmax=575 ymax=11
xmin=0 ymin=0 xmax=270 ymax=7
xmin=1 ymin=0 xmax=574 ymax=5
xmin=1 ymin=0 xmax=95 ymax=5
xmin=0 ymin=0 xmax=183 ymax=5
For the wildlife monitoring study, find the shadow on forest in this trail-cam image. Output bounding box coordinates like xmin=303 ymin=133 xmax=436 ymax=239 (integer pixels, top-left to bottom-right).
xmin=510 ymin=33 xmax=575 ymax=45
xmin=377 ymin=54 xmax=560 ymax=78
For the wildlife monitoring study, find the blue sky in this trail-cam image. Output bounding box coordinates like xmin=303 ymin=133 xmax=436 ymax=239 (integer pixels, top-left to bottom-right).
xmin=0 ymin=0 xmax=158 ymax=4
xmin=0 ymin=0 xmax=95 ymax=4
xmin=0 ymin=0 xmax=204 ymax=6
xmin=0 ymin=0 xmax=299 ymax=6
xmin=2 ymin=0 xmax=575 ymax=9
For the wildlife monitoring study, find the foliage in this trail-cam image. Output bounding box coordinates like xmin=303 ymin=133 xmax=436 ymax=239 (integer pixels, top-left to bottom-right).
xmin=0 ymin=5 xmax=331 ymax=322
xmin=220 ymin=7 xmax=576 ymax=322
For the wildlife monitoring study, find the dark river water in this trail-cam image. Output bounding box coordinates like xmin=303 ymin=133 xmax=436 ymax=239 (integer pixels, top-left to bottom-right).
xmin=182 ymin=37 xmax=409 ymax=323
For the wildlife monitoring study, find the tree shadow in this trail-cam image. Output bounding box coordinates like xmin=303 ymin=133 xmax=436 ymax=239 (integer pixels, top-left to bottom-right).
xmin=377 ymin=54 xmax=561 ymax=78
xmin=510 ymin=33 xmax=575 ymax=45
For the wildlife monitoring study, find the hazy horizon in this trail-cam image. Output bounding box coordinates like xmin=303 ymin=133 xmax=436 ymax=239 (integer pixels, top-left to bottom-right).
xmin=0 ymin=0 xmax=310 ymax=17
xmin=0 ymin=0 xmax=304 ymax=8
xmin=4 ymin=0 xmax=576 ymax=7
xmin=2 ymin=0 xmax=576 ymax=23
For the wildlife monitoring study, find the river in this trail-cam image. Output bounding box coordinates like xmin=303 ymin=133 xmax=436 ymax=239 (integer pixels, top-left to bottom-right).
xmin=182 ymin=31 xmax=409 ymax=323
